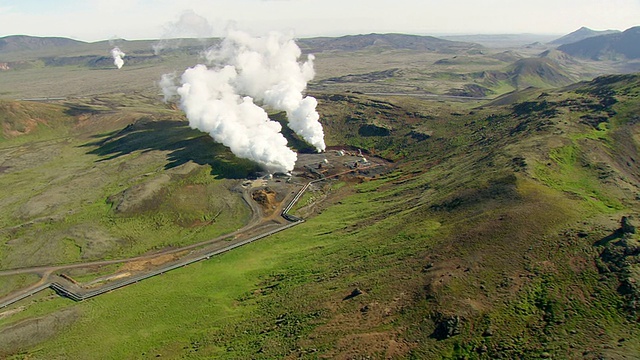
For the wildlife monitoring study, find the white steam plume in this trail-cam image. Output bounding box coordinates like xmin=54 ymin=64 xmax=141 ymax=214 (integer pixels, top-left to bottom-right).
xmin=161 ymin=30 xmax=325 ymax=173
xmin=171 ymin=65 xmax=297 ymax=173
xmin=206 ymin=30 xmax=326 ymax=152
xmin=111 ymin=47 xmax=125 ymax=69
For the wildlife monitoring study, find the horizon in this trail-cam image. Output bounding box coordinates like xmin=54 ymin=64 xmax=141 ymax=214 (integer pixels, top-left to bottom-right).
xmin=0 ymin=31 xmax=567 ymax=41
xmin=1 ymin=0 xmax=639 ymax=42
xmin=1 ymin=27 xmax=635 ymax=44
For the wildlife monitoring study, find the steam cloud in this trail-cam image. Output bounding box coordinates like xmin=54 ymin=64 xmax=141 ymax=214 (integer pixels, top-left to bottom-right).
xmin=162 ymin=30 xmax=325 ymax=174
xmin=111 ymin=47 xmax=125 ymax=69
xmin=153 ymin=10 xmax=214 ymax=55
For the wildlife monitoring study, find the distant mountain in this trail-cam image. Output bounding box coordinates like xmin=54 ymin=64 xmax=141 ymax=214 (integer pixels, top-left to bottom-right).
xmin=557 ymin=26 xmax=640 ymax=60
xmin=0 ymin=35 xmax=204 ymax=69
xmin=298 ymin=33 xmax=482 ymax=54
xmin=0 ymin=35 xmax=85 ymax=53
xmin=440 ymin=33 xmax=558 ymax=47
xmin=549 ymin=27 xmax=620 ymax=45
xmin=0 ymin=33 xmax=478 ymax=56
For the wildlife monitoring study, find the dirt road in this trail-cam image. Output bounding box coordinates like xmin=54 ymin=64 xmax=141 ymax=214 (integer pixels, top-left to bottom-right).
xmin=0 ymin=155 xmax=383 ymax=309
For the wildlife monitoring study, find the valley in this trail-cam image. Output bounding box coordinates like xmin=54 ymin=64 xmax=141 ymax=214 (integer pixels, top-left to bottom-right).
xmin=0 ymin=29 xmax=639 ymax=359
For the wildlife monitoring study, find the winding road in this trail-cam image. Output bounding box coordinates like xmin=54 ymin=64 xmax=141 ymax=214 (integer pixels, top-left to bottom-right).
xmin=0 ymin=164 xmax=376 ymax=309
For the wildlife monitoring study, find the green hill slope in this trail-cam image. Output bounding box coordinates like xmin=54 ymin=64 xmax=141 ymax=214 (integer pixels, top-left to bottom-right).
xmin=507 ymin=57 xmax=576 ymax=88
xmin=0 ymin=96 xmax=255 ymax=274
xmin=468 ymin=57 xmax=578 ymax=96
xmin=0 ymin=100 xmax=74 ymax=140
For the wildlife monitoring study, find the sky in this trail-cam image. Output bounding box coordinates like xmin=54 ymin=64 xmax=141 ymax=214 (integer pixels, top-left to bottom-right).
xmin=0 ymin=0 xmax=639 ymax=42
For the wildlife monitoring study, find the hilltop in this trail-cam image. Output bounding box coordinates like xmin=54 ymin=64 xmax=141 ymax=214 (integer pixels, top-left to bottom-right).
xmin=507 ymin=57 xmax=576 ymax=88
xmin=549 ymin=27 xmax=621 ymax=46
xmin=446 ymin=55 xmax=578 ymax=96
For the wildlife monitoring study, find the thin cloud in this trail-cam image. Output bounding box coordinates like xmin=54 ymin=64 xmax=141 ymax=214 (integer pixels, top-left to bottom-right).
xmin=1 ymin=0 xmax=639 ymax=41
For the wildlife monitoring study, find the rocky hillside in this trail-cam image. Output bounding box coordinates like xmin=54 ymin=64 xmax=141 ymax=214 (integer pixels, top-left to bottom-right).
xmin=308 ymin=73 xmax=640 ymax=358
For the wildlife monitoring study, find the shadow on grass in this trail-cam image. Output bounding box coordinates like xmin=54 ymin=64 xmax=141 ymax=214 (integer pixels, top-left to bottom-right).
xmin=594 ymin=229 xmax=624 ymax=247
xmin=82 ymin=118 xmax=260 ymax=179
xmin=64 ymin=103 xmax=112 ymax=117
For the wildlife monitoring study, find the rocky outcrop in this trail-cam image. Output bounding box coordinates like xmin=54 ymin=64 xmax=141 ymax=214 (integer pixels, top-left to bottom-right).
xmin=107 ymin=174 xmax=171 ymax=214
xmin=431 ymin=314 xmax=463 ymax=340
xmin=597 ymin=216 xmax=640 ymax=315
xmin=358 ymin=124 xmax=391 ymax=137
xmin=621 ymin=216 xmax=637 ymax=235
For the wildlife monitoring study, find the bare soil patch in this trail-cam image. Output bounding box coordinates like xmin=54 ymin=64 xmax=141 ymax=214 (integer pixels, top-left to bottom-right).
xmin=107 ymin=174 xmax=171 ymax=214
xmin=120 ymin=253 xmax=184 ymax=272
xmin=0 ymin=307 xmax=79 ymax=357
xmin=0 ymin=306 xmax=25 ymax=320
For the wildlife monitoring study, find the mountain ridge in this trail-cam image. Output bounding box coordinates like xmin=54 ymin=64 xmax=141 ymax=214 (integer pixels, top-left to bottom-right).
xmin=558 ymin=26 xmax=640 ymax=60
xmin=0 ymin=35 xmax=86 ymax=53
xmin=298 ymin=33 xmax=482 ymax=53
xmin=0 ymin=33 xmax=483 ymax=56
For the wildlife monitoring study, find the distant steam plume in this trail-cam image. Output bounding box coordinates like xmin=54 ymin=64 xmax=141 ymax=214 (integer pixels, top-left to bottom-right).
xmin=153 ymin=10 xmax=213 ymax=55
xmin=162 ymin=30 xmax=325 ymax=173
xmin=111 ymin=47 xmax=125 ymax=69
